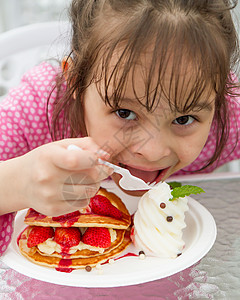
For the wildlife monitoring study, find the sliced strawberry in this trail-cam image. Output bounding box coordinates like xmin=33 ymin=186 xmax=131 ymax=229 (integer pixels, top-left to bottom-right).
xmin=90 ymin=195 xmax=122 ymax=219
xmin=54 ymin=227 xmax=81 ymax=248
xmin=82 ymin=227 xmax=111 ymax=248
xmin=27 ymin=226 xmax=54 ymax=248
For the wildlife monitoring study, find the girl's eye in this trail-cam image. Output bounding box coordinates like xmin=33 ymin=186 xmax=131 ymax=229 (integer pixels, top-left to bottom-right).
xmin=173 ymin=115 xmax=195 ymax=125
xmin=115 ymin=109 xmax=137 ymax=120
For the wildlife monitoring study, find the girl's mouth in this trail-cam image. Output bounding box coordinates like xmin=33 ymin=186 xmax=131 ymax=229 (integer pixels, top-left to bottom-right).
xmin=119 ymin=163 xmax=170 ymax=184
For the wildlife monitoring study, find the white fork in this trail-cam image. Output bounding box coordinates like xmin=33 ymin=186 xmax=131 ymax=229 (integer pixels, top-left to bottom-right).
xmin=67 ymin=144 xmax=155 ymax=191
xmin=98 ymin=159 xmax=155 ymax=191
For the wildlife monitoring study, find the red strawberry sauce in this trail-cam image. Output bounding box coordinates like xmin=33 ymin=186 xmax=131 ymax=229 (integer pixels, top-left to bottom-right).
xmin=27 ymin=209 xmax=46 ymax=220
xmin=55 ymin=259 xmax=74 ymax=273
xmin=52 ymin=211 xmax=81 ymax=227
xmin=58 ymin=244 xmax=73 ymax=257
xmin=56 ymin=252 xmax=138 ymax=272
xmin=115 ymin=252 xmax=138 ymax=260
xmin=17 ymin=227 xmax=29 ymax=245
xmin=102 ymin=252 xmax=138 ymax=265
xmin=60 ymin=252 xmax=71 ymax=259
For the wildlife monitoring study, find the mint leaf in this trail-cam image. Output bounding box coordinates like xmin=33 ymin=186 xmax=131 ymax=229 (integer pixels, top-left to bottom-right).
xmin=170 ymin=185 xmax=205 ymax=201
xmin=167 ymin=181 xmax=182 ymax=189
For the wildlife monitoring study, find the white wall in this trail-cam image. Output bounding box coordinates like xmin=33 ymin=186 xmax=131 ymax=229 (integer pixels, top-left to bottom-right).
xmin=0 ymin=0 xmax=70 ymax=33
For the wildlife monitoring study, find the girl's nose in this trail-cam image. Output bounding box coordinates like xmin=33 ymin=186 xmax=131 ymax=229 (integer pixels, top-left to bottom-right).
xmin=129 ymin=129 xmax=172 ymax=162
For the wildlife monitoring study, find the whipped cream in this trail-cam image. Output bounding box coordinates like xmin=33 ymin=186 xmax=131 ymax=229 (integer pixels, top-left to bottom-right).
xmin=132 ymin=182 xmax=189 ymax=258
xmin=37 ymin=228 xmax=117 ymax=255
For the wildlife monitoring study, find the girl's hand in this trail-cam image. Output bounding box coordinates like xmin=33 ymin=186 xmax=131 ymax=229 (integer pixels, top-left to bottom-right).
xmin=15 ymin=138 xmax=113 ymax=216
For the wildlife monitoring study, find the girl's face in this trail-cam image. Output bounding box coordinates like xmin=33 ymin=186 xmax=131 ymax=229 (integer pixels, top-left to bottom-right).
xmin=82 ymin=59 xmax=215 ymax=195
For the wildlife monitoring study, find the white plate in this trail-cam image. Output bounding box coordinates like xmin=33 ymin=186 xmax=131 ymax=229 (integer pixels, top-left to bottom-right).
xmin=1 ymin=181 xmax=217 ymax=287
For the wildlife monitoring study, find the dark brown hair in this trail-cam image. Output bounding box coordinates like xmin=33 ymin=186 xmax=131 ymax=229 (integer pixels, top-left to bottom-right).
xmin=49 ymin=0 xmax=240 ymax=170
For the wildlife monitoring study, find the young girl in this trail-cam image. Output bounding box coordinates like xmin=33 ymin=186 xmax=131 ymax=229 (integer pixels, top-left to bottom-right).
xmin=0 ymin=0 xmax=239 ymax=255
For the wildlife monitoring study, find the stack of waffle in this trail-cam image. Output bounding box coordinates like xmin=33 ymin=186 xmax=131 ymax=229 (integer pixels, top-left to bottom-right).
xmin=18 ymin=188 xmax=131 ymax=271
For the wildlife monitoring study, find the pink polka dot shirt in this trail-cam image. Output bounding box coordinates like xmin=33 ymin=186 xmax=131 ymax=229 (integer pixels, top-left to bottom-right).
xmin=0 ymin=62 xmax=239 ymax=255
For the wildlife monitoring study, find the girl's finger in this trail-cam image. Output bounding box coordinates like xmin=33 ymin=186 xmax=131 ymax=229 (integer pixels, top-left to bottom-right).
xmin=42 ymin=198 xmax=92 ymax=216
xmin=60 ymin=137 xmax=111 ymax=160
xmin=49 ymin=142 xmax=111 ymax=172
xmin=49 ymin=145 xmax=98 ymax=171
xmin=62 ymin=164 xmax=113 ymax=185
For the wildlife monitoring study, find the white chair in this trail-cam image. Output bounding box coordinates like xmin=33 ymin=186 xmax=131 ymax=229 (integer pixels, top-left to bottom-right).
xmin=0 ymin=21 xmax=70 ymax=101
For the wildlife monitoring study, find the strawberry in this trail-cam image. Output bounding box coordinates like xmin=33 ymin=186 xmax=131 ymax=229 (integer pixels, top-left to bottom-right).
xmin=90 ymin=195 xmax=122 ymax=219
xmin=27 ymin=226 xmax=54 ymax=248
xmin=82 ymin=227 xmax=111 ymax=248
xmin=54 ymin=227 xmax=81 ymax=248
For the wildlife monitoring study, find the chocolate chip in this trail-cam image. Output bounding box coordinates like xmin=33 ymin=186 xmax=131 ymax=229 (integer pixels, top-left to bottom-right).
xmin=166 ymin=216 xmax=173 ymax=222
xmin=177 ymin=253 xmax=182 ymax=257
xmin=85 ymin=265 xmax=92 ymax=272
xmin=139 ymin=250 xmax=145 ymax=255
xmin=160 ymin=203 xmax=166 ymax=209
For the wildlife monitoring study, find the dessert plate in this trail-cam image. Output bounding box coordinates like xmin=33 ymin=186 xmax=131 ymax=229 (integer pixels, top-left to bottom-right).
xmin=1 ymin=181 xmax=217 ymax=288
